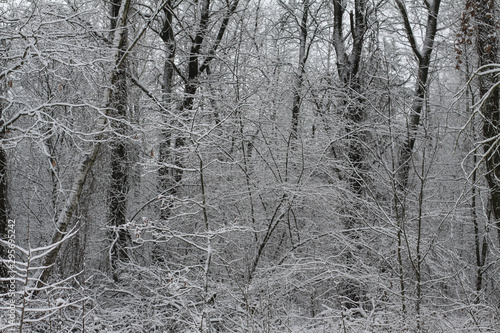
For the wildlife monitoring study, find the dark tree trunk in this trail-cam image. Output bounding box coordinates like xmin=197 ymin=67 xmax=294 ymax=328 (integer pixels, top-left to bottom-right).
xmin=333 ymin=0 xmax=367 ymax=196
xmin=290 ymin=0 xmax=309 ymax=143
xmin=465 ymin=72 xmax=488 ymax=297
xmin=109 ymin=0 xmax=131 ymax=274
xmin=332 ymin=0 xmax=368 ymax=310
xmin=395 ymin=0 xmax=441 ymax=190
xmin=475 ymin=0 xmax=500 ymax=247
xmin=158 ymin=0 xmax=177 ymax=220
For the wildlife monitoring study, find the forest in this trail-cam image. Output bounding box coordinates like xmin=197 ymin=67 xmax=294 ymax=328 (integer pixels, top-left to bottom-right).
xmin=0 ymin=0 xmax=499 ymax=332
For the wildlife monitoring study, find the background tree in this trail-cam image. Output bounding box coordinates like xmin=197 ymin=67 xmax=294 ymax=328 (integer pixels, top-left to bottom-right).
xmin=458 ymin=0 xmax=500 ymax=311
xmin=473 ymin=0 xmax=500 ymax=246
xmin=108 ymin=0 xmax=132 ymax=276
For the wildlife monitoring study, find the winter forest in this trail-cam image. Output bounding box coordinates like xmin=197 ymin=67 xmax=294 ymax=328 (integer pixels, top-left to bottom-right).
xmin=1 ymin=0 xmax=500 ymax=331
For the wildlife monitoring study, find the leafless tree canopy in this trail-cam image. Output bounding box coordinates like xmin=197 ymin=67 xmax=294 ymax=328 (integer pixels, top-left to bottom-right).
xmin=0 ymin=0 xmax=500 ymax=332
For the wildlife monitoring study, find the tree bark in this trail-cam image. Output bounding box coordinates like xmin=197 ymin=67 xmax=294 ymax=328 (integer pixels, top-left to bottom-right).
xmin=333 ymin=0 xmax=367 ymax=195
xmin=465 ymin=65 xmax=488 ymax=297
xmin=475 ymin=0 xmax=500 ymax=247
xmin=158 ymin=0 xmax=177 ymax=220
xmin=290 ymin=0 xmax=309 ymax=143
xmin=108 ymin=0 xmax=132 ymax=272
xmin=331 ymin=0 xmax=368 ymax=310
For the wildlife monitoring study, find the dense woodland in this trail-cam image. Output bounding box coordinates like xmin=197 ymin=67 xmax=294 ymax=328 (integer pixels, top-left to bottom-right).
xmin=0 ymin=0 xmax=500 ymax=331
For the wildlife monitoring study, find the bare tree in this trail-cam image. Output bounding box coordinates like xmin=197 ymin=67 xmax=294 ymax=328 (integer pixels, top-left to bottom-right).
xmin=155 ymin=0 xmax=240 ymax=217
xmin=108 ymin=0 xmax=132 ymax=276
xmin=395 ymin=0 xmax=441 ymax=189
xmin=331 ymin=0 xmax=370 ymax=310
xmin=290 ymin=0 xmax=311 ymax=143
xmin=393 ymin=0 xmax=441 ymax=322
xmin=474 ymin=0 xmax=500 ymax=247
xmin=332 ymin=0 xmax=369 ymax=195
xmin=35 ymin=0 xmax=133 ymax=289
xmin=2 ymin=0 xmax=500 ymax=330
xmin=157 ymin=0 xmax=176 ymax=220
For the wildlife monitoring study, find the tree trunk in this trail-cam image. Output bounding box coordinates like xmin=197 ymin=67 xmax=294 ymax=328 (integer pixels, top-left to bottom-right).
xmin=35 ymin=0 xmax=132 ymax=290
xmin=395 ymin=0 xmax=441 ymax=190
xmin=475 ymin=0 xmax=500 ymax=247
xmin=333 ymin=0 xmax=367 ymax=195
xmin=465 ymin=65 xmax=488 ymax=298
xmin=158 ymin=0 xmax=177 ymax=220
xmin=394 ymin=0 xmax=441 ymax=326
xmin=290 ymin=0 xmax=309 ymax=143
xmin=332 ymin=0 xmax=368 ymax=310
xmin=108 ymin=0 xmax=132 ymax=273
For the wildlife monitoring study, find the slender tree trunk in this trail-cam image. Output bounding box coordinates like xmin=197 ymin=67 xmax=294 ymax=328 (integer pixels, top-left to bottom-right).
xmin=158 ymin=0 xmax=177 ymax=220
xmin=475 ymin=0 xmax=500 ymax=247
xmin=108 ymin=0 xmax=131 ymax=275
xmin=388 ymin=93 xmax=407 ymax=315
xmin=394 ymin=1 xmax=440 ymax=326
xmin=290 ymin=0 xmax=309 ymax=143
xmin=472 ymin=142 xmax=488 ymax=296
xmin=395 ymin=0 xmax=441 ymax=190
xmin=466 ymin=69 xmax=488 ymax=297
xmin=415 ymin=132 xmax=428 ymax=332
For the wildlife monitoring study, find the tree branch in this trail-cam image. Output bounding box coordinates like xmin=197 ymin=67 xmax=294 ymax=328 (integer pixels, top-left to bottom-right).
xmin=395 ymin=0 xmax=423 ymax=61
